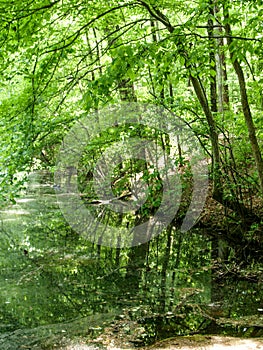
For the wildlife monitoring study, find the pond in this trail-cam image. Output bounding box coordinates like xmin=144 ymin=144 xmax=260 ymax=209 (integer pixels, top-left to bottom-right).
xmin=0 ymin=171 xmax=262 ymax=349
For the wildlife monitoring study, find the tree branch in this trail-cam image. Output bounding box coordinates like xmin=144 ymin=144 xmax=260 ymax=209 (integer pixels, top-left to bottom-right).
xmin=136 ymin=0 xmax=174 ymax=33
xmin=43 ymin=3 xmax=139 ymax=54
xmin=11 ymin=0 xmax=60 ymax=21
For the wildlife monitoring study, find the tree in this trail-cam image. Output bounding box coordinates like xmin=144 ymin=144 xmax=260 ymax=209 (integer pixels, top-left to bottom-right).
xmin=0 ymin=0 xmax=262 ymax=265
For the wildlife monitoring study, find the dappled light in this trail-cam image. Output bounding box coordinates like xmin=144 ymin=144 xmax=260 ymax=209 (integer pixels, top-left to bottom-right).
xmin=0 ymin=0 xmax=262 ymax=349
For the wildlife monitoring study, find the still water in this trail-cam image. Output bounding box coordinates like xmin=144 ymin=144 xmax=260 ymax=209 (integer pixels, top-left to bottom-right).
xmin=0 ymin=171 xmax=262 ymax=349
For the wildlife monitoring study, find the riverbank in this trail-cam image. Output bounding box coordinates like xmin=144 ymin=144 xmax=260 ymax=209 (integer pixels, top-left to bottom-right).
xmin=60 ymin=335 xmax=263 ymax=350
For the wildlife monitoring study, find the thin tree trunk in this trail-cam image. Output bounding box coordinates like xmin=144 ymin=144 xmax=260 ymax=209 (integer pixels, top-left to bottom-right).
xmin=223 ymin=4 xmax=263 ymax=194
xmin=207 ymin=2 xmax=217 ymax=114
xmin=160 ymin=225 xmax=173 ymax=312
xmin=214 ymin=1 xmax=230 ymax=112
xmin=189 ymin=75 xmax=222 ymax=200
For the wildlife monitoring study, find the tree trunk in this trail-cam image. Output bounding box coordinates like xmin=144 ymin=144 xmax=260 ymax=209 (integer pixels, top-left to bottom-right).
xmin=223 ymin=4 xmax=263 ymax=194
xmin=160 ymin=225 xmax=173 ymax=312
xmin=207 ymin=2 xmax=218 ymax=114
xmin=214 ymin=2 xmax=230 ymax=112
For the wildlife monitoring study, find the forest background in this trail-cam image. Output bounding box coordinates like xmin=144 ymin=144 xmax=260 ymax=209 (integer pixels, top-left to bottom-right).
xmin=0 ymin=0 xmax=262 ymax=348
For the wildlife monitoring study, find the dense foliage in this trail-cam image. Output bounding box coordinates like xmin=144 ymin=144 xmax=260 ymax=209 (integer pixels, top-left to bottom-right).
xmin=0 ymin=0 xmax=262 ymax=347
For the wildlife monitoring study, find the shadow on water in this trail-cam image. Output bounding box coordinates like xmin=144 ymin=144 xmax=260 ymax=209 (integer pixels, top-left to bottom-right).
xmin=0 ymin=171 xmax=262 ymax=349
